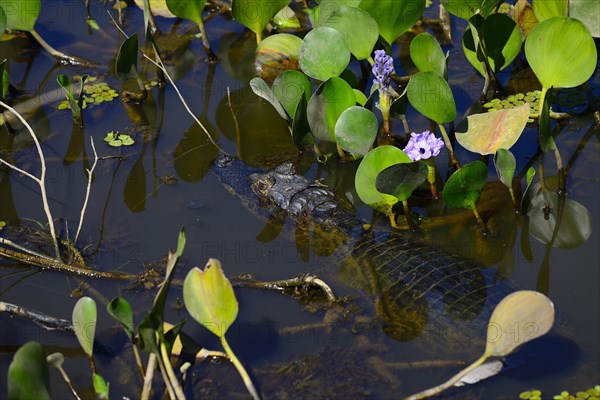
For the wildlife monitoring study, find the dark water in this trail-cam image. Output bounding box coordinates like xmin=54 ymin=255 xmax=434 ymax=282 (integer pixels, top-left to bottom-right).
xmin=1 ymin=1 xmax=599 ymax=399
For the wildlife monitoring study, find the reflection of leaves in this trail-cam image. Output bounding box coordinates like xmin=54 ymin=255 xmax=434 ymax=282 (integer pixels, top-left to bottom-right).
xmin=124 ymin=149 xmax=147 ymax=213
xmin=215 ymin=86 xmax=294 ymax=164
xmin=174 ymin=116 xmax=219 ymax=183
xmin=528 ymin=185 xmax=592 ymax=248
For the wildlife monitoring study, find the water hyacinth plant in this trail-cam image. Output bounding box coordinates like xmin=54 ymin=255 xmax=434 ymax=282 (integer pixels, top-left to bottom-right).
xmin=403 ymin=131 xmax=444 ymax=198
xmin=372 ymin=49 xmax=395 ymax=137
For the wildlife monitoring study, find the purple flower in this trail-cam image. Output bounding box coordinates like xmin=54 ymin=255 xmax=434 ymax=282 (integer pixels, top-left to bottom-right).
xmin=404 ymin=131 xmax=445 ymax=161
xmin=372 ymin=50 xmax=394 ymax=93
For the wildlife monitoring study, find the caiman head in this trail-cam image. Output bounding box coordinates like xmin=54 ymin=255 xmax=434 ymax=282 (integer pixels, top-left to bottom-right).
xmin=249 ymin=162 xmax=338 ymax=215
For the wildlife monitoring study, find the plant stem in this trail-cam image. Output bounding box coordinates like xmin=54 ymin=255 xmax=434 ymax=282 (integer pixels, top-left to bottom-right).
xmin=472 ymin=207 xmax=488 ymax=232
xmin=132 ymin=344 xmax=145 ymax=380
xmin=160 ymin=341 xmax=186 ymax=400
xmin=220 ymin=335 xmax=261 ymax=400
xmin=437 ymin=123 xmax=460 ymax=169
xmin=424 ymin=158 xmax=439 ymax=198
xmin=56 ymin=364 xmax=82 ymax=400
xmin=402 ymin=201 xmax=417 ymax=230
xmin=404 ymin=354 xmax=488 ymax=400
xmin=198 ymin=21 xmax=218 ymax=62
xmin=141 ymin=353 xmax=156 ymax=400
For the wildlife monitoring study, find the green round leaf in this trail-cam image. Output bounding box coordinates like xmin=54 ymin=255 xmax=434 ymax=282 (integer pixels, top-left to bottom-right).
xmin=442 ymin=161 xmax=488 ymax=211
xmin=72 ymin=297 xmax=97 ymax=358
xmin=463 ymin=13 xmax=522 ymax=75
xmin=334 ymin=106 xmax=378 ymax=156
xmin=407 ymin=71 xmax=456 ymax=124
xmin=569 ymin=0 xmax=600 ymax=38
xmin=533 ymin=0 xmax=567 ymax=22
xmin=0 ymin=0 xmax=40 ymax=31
xmin=441 ymin=0 xmax=496 ymax=20
xmin=528 ymin=187 xmax=592 ymax=248
xmin=8 ymin=342 xmax=51 ymax=400
xmin=359 ymin=0 xmax=425 ymax=46
xmin=307 ymin=77 xmax=356 ymax=142
xmin=183 ymin=259 xmax=238 ymax=338
xmin=255 ymin=33 xmax=303 ymax=80
xmin=273 ymin=6 xmax=301 ymax=29
xmin=493 ymin=148 xmax=516 ymax=189
xmin=299 ymin=27 xmax=351 ymax=81
xmin=410 ymin=32 xmax=446 ymax=77
xmin=121 ymin=136 xmax=135 ymax=146
xmin=455 ymin=103 xmax=530 ymax=155
xmin=272 ymin=70 xmax=312 ymax=119
xmin=321 ymin=6 xmax=379 ymax=60
xmin=166 ymin=0 xmax=207 ymax=25
xmin=317 ymin=0 xmax=361 ymax=24
xmin=525 ymin=17 xmax=597 ymax=89
xmin=375 ymin=161 xmax=428 ymax=202
xmin=355 ymin=145 xmax=412 ymax=215
xmin=353 ymin=89 xmax=368 ymax=106
xmin=232 ymin=0 xmax=291 ymax=36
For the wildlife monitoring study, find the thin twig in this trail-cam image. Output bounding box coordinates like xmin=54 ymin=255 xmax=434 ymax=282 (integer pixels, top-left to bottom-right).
xmin=74 ymin=138 xmax=98 ymax=246
xmin=107 ymin=12 xmax=226 ymax=154
xmin=0 ymin=101 xmax=60 ymax=259
xmin=0 ymin=237 xmax=57 ymax=262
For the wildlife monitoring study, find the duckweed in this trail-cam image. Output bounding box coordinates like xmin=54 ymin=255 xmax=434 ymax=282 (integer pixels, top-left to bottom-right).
xmin=104 ymin=131 xmax=135 ymax=147
xmin=484 ymin=90 xmax=542 ymax=123
xmin=57 ymin=76 xmax=119 ymax=110
xmin=519 ymin=385 xmax=600 ymax=400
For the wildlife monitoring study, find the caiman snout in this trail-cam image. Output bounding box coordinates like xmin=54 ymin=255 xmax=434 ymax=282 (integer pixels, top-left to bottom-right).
xmin=214 ymin=154 xmax=234 ymax=168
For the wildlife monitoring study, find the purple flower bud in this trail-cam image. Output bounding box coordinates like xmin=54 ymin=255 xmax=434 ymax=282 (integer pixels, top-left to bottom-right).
xmin=403 ymin=131 xmax=445 ymax=161
xmin=372 ymin=50 xmax=394 ymax=93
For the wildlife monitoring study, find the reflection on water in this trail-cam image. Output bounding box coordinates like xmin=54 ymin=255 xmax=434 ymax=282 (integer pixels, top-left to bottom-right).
xmin=0 ymin=1 xmax=598 ymax=398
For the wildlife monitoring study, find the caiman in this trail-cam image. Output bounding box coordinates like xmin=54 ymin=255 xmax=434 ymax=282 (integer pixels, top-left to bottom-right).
xmin=211 ymin=154 xmax=519 ymax=348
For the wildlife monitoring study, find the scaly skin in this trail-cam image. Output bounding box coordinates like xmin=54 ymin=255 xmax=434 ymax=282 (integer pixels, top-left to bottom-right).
xmin=211 ymin=155 xmax=515 ymax=346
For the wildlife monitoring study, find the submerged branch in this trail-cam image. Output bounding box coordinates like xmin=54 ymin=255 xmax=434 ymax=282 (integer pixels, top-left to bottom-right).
xmin=0 ymin=300 xmax=73 ymax=331
xmin=234 ymin=274 xmax=338 ymax=303
xmin=28 ymin=30 xmax=98 ymax=67
xmin=0 ymin=245 xmax=136 ymax=280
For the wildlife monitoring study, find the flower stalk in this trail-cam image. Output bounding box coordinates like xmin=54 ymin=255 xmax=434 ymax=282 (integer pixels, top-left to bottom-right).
xmin=372 ymin=50 xmax=395 ymax=140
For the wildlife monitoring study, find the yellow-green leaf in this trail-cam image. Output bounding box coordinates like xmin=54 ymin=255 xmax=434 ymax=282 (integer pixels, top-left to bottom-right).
xmin=183 ymin=259 xmax=238 ymax=338
xmin=455 ymin=103 xmax=530 ymax=155
xmin=72 ymin=297 xmax=97 ymax=358
xmin=485 ymin=291 xmax=554 ymax=357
